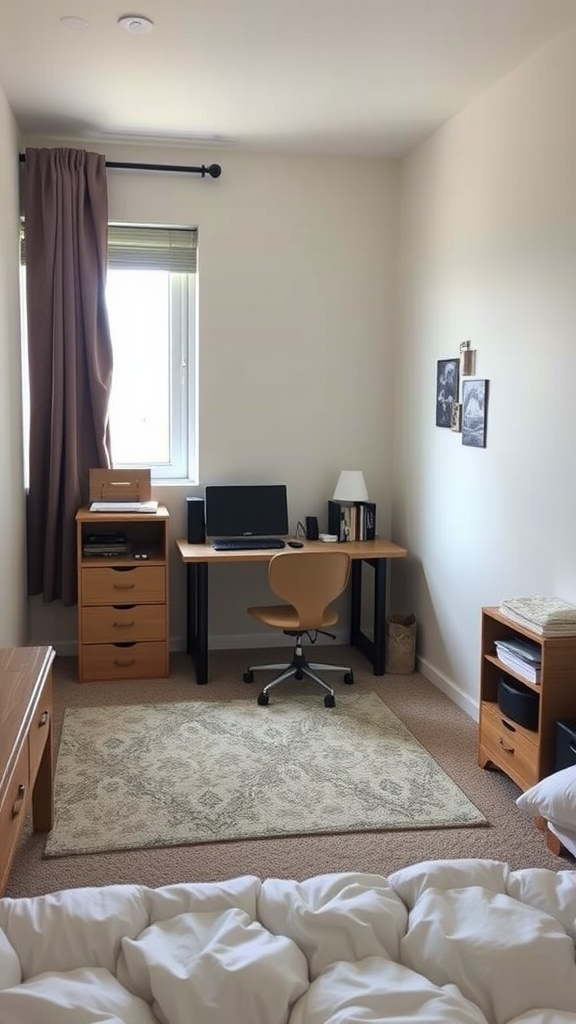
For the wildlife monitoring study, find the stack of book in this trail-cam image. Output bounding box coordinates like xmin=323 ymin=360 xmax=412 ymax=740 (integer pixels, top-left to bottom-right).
xmin=327 ymin=500 xmax=376 ymax=542
xmin=499 ymin=595 xmax=576 ymax=637
xmin=494 ymin=636 xmax=542 ymax=684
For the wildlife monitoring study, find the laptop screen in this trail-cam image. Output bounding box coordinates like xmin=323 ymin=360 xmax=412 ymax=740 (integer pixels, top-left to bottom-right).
xmin=205 ymin=484 xmax=289 ymax=537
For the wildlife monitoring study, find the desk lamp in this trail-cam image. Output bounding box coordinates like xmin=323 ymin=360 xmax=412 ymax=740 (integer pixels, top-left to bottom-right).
xmin=332 ymin=470 xmax=369 ymax=503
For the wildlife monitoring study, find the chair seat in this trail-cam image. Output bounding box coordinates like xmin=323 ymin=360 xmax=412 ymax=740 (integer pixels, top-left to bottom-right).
xmin=248 ymin=603 xmax=339 ymax=631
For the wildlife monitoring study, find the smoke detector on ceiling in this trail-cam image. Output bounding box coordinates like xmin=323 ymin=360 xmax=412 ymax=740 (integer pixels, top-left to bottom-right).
xmin=118 ymin=14 xmax=154 ymax=33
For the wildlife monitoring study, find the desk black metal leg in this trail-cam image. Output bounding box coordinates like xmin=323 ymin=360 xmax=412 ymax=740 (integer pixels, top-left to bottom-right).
xmin=186 ymin=562 xmax=209 ymax=684
xmin=350 ymin=561 xmax=362 ymax=646
xmin=349 ymin=557 xmax=387 ymax=676
xmin=186 ymin=564 xmax=195 ymax=654
xmin=372 ymin=557 xmax=387 ymax=675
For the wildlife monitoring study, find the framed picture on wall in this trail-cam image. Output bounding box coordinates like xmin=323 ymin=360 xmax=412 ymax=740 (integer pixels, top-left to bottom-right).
xmin=435 ymin=358 xmax=459 ymax=427
xmin=462 ymin=379 xmax=489 ymax=448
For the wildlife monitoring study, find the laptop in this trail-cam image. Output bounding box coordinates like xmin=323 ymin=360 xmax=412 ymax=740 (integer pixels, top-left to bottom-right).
xmin=205 ymin=484 xmax=289 ymax=550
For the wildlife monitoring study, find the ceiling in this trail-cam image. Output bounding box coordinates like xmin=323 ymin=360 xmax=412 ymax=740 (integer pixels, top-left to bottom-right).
xmin=2 ymin=0 xmax=576 ymax=157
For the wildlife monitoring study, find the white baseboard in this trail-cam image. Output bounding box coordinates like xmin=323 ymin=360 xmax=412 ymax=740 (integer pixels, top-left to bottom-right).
xmin=50 ymin=630 xmax=349 ymax=659
xmin=47 ymin=638 xmax=479 ymax=724
xmin=169 ymin=629 xmax=350 ymax=652
xmin=416 ymin=655 xmax=479 ymax=722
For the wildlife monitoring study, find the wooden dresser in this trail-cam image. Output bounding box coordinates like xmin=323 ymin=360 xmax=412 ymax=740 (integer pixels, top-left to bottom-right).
xmin=76 ymin=507 xmax=170 ymax=682
xmin=0 ymin=646 xmax=55 ymax=895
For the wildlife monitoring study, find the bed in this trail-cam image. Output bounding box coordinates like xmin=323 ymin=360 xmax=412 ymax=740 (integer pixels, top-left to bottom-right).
xmin=515 ymin=763 xmax=576 ymax=861
xmin=1 ymin=857 xmax=576 ymax=1023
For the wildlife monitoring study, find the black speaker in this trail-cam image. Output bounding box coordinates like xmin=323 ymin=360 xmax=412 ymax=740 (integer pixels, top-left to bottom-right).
xmin=305 ymin=515 xmax=319 ymax=541
xmin=186 ymin=497 xmax=205 ymax=543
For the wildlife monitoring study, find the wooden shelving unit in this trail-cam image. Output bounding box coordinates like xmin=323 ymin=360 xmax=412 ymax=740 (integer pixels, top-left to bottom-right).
xmin=478 ymin=606 xmax=576 ymax=790
xmin=76 ymin=507 xmax=169 ymax=682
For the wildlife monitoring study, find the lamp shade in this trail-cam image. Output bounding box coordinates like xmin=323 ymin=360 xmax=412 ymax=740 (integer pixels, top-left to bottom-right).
xmin=332 ymin=470 xmax=369 ymax=503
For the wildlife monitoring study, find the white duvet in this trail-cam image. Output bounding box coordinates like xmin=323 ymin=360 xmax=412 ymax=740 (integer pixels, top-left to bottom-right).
xmin=1 ymin=858 xmax=576 ymax=1024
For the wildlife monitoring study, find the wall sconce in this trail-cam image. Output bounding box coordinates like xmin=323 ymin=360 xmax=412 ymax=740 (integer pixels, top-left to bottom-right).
xmin=460 ymin=340 xmax=476 ymax=376
xmin=332 ymin=470 xmax=369 ymax=503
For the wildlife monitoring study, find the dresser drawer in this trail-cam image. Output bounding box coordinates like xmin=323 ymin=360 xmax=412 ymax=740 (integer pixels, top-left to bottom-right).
xmin=81 ymin=566 xmax=165 ymax=605
xmin=28 ymin=675 xmax=52 ymax=782
xmin=81 ymin=642 xmax=168 ymax=681
xmin=81 ymin=604 xmax=166 ymax=643
xmin=0 ymin=742 xmax=30 ymax=893
xmin=480 ymin=701 xmax=539 ymax=789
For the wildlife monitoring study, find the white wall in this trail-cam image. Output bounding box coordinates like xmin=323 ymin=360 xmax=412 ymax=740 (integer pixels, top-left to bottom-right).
xmin=392 ymin=23 xmax=576 ymax=716
xmin=0 ymin=89 xmax=27 ymax=646
xmin=23 ymin=142 xmax=398 ymax=652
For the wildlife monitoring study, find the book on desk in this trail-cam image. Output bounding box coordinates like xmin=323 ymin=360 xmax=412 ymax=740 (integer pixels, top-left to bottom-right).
xmin=328 ymin=500 xmax=376 ymax=542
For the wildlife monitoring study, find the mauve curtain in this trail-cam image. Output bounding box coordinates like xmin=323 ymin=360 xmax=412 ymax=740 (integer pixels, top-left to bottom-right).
xmin=25 ymin=147 xmax=113 ymax=605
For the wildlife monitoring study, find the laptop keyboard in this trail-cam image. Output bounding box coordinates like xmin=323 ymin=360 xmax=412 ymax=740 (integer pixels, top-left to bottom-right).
xmin=211 ymin=537 xmax=286 ymax=551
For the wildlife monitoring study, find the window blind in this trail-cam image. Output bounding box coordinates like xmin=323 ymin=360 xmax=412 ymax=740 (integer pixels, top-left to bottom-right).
xmin=107 ymin=225 xmax=198 ymax=272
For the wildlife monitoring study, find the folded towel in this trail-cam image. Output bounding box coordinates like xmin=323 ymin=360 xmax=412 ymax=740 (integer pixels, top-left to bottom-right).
xmin=500 ymin=595 xmax=576 ymax=636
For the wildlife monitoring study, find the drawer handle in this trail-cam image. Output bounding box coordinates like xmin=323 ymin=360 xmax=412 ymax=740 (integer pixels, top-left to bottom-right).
xmin=114 ymin=658 xmax=136 ymax=667
xmin=113 ymin=582 xmax=136 ymax=590
xmin=501 ymin=719 xmax=516 ymax=733
xmin=113 ymin=621 xmax=135 ymax=628
xmin=499 ymin=737 xmax=515 ymax=754
xmin=12 ymin=784 xmax=26 ymax=818
xmin=39 ymin=710 xmax=49 ymax=726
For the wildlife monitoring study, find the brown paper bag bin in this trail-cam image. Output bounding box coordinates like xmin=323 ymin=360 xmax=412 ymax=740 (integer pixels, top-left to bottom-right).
xmin=385 ymin=614 xmax=417 ymax=674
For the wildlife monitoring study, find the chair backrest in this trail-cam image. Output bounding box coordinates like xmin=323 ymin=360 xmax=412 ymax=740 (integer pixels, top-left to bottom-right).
xmin=267 ymin=550 xmax=351 ymax=631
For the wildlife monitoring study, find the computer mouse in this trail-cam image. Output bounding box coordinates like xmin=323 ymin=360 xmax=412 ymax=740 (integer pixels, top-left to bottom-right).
xmin=287 ymin=540 xmax=304 ymax=548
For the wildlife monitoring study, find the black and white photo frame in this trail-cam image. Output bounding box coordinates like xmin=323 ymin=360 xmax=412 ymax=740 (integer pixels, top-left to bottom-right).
xmin=435 ymin=358 xmax=459 ymax=428
xmin=462 ymin=379 xmax=488 ymax=448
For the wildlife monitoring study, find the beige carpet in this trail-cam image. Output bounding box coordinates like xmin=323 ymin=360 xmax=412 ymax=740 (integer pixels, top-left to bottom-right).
xmin=7 ymin=648 xmax=571 ymax=897
xmin=45 ymin=692 xmax=485 ymax=857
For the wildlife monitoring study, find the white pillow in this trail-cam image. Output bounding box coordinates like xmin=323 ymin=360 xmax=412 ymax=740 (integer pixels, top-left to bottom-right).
xmin=516 ymin=765 xmax=576 ymax=831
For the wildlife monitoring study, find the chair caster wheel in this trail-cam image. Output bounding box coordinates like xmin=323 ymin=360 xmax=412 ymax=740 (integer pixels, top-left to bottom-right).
xmin=243 ymin=670 xmax=254 ymax=683
xmin=343 ymin=671 xmax=354 ymax=685
xmin=257 ymin=692 xmax=269 ymax=706
xmin=295 ymin=670 xmax=304 ymax=680
xmin=324 ymin=694 xmax=336 ymax=708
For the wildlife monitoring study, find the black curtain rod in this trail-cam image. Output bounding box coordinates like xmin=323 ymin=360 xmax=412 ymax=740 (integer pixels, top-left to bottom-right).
xmin=19 ymin=153 xmax=222 ymax=178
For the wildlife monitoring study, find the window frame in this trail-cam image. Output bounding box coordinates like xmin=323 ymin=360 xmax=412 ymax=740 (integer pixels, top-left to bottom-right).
xmin=106 ymin=224 xmax=198 ymax=482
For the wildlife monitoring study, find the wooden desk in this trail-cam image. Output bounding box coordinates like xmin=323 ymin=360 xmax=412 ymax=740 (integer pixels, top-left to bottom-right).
xmin=175 ymin=538 xmax=407 ymax=684
xmin=0 ymin=646 xmax=55 ymax=895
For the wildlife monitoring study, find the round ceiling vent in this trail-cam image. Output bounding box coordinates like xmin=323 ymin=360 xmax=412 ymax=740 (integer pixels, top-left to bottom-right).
xmin=118 ymin=14 xmax=154 ymax=33
xmin=60 ymin=16 xmax=90 ymax=30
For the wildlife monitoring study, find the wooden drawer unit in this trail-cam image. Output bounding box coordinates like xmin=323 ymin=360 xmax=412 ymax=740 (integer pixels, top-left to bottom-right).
xmin=479 ymin=701 xmax=538 ymax=791
xmin=0 ymin=647 xmax=55 ymax=895
xmin=76 ymin=507 xmax=170 ymax=682
xmin=0 ymin=743 xmax=30 ymax=892
xmin=81 ymin=565 xmax=165 ymax=605
xmin=478 ymin=607 xmax=576 ymax=790
xmin=81 ymin=641 xmax=167 ymax=682
xmin=81 ymin=604 xmax=166 ymax=644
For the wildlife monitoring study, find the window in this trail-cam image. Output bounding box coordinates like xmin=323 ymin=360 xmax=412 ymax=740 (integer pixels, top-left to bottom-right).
xmin=106 ymin=225 xmax=198 ymax=481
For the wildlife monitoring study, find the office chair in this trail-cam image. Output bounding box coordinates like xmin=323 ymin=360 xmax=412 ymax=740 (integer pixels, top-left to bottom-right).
xmin=243 ymin=549 xmax=354 ymax=707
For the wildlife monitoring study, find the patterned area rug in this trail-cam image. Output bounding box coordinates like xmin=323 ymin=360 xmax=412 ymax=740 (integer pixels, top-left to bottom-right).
xmin=44 ymin=692 xmax=486 ymax=856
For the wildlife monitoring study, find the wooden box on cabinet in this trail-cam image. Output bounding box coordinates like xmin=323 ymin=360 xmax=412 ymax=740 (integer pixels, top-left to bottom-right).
xmin=76 ymin=507 xmax=169 ymax=682
xmin=478 ymin=606 xmax=576 ymax=790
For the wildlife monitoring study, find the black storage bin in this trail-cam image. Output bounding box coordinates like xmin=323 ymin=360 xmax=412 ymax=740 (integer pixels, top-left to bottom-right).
xmin=497 ymin=675 xmax=539 ymax=731
xmin=555 ymin=720 xmax=576 ymax=771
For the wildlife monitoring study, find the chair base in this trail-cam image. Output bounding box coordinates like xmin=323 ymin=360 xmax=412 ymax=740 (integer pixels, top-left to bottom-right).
xmin=244 ymin=640 xmax=354 ymax=706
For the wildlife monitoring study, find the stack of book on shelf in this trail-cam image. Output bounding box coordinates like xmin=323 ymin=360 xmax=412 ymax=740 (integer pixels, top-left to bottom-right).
xmin=499 ymin=595 xmax=576 ymax=637
xmin=494 ymin=636 xmax=542 ymax=684
xmin=327 ymin=500 xmax=376 ymax=542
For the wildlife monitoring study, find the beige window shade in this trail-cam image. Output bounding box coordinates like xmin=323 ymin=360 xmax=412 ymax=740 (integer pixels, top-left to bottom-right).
xmin=21 ymin=223 xmax=198 ymax=273
xmin=107 ymin=225 xmax=198 ymax=272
